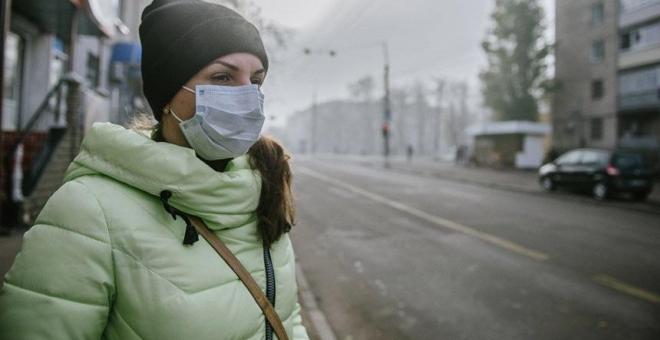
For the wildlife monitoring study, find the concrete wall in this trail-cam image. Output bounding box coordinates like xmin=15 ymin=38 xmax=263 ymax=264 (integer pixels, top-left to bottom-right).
xmin=554 ymin=0 xmax=619 ymax=151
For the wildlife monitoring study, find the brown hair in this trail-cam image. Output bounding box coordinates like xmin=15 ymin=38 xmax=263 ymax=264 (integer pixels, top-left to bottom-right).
xmin=129 ymin=116 xmax=295 ymax=248
xmin=247 ymin=136 xmax=295 ymax=247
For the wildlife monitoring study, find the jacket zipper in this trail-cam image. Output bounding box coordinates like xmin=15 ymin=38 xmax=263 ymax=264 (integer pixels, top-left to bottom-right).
xmin=264 ymin=242 xmax=276 ymax=340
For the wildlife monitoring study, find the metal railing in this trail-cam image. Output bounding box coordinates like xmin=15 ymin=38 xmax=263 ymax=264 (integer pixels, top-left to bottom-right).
xmin=5 ymin=75 xmax=80 ymax=200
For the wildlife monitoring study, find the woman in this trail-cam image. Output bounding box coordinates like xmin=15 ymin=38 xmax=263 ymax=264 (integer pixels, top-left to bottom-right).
xmin=0 ymin=0 xmax=308 ymax=339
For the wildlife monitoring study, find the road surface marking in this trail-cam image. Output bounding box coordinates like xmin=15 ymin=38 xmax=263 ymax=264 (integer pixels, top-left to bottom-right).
xmin=593 ymin=275 xmax=660 ymax=304
xmin=298 ymin=167 xmax=550 ymax=261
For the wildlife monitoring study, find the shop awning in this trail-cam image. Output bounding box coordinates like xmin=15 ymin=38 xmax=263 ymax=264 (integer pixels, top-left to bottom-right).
xmin=110 ymin=42 xmax=142 ymax=65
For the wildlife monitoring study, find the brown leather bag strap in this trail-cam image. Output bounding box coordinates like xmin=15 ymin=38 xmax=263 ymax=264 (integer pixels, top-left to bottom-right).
xmin=188 ymin=215 xmax=290 ymax=340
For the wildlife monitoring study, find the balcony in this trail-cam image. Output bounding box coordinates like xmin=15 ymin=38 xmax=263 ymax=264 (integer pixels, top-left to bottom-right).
xmin=618 ymin=63 xmax=660 ymax=110
xmin=618 ymin=90 xmax=660 ymax=111
xmin=619 ymin=45 xmax=660 ymax=69
xmin=620 ymin=0 xmax=660 ymax=29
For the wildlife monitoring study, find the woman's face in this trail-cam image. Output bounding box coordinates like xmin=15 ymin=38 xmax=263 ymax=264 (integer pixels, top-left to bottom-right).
xmin=161 ymin=52 xmax=266 ymax=148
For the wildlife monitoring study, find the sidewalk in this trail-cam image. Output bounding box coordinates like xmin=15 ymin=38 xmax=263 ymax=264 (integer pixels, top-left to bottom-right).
xmin=304 ymin=154 xmax=660 ymax=210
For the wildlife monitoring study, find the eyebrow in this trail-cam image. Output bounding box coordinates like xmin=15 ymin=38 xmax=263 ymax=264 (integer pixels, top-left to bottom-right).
xmin=213 ymin=60 xmax=265 ymax=75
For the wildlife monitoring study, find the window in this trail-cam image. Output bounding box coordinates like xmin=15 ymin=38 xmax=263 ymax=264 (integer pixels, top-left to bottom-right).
xmin=581 ymin=150 xmax=609 ymax=165
xmin=557 ymin=151 xmax=582 ymax=165
xmin=591 ymin=79 xmax=604 ymax=99
xmin=592 ymin=40 xmax=605 ymax=62
xmin=620 ymin=22 xmax=660 ymax=52
xmin=591 ymin=118 xmax=603 ymax=140
xmin=591 ymin=2 xmax=604 ymax=27
xmin=86 ymin=52 xmax=100 ymax=88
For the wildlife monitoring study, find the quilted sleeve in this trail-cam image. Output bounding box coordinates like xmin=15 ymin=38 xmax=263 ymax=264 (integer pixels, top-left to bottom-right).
xmin=291 ymin=301 xmax=310 ymax=340
xmin=0 ymin=180 xmax=115 ymax=340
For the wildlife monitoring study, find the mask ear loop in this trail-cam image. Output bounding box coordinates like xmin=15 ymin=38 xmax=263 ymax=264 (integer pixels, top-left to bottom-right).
xmin=164 ymin=86 xmax=196 ymax=123
xmin=165 ymin=105 xmax=185 ymax=123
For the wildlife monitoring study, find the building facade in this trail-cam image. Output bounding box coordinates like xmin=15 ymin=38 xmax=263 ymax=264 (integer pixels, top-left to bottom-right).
xmin=1 ymin=0 xmax=149 ymax=228
xmin=555 ymin=0 xmax=660 ymax=153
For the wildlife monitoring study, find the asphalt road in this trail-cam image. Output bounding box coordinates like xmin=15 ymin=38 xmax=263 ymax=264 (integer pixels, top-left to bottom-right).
xmin=290 ymin=157 xmax=660 ymax=340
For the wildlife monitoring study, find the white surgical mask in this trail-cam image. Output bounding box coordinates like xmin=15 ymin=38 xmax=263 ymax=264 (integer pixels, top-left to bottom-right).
xmin=168 ymin=84 xmax=265 ymax=160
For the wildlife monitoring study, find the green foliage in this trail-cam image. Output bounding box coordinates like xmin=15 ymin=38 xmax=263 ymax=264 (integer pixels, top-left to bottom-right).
xmin=480 ymin=0 xmax=552 ymax=121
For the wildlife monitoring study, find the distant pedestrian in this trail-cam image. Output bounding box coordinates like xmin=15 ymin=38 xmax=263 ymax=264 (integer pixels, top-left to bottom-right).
xmin=0 ymin=1 xmax=307 ymax=339
xmin=407 ymin=144 xmax=414 ymax=163
xmin=455 ymin=145 xmax=468 ymax=165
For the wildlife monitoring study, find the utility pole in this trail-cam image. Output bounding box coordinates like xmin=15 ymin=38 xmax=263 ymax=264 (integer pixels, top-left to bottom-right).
xmin=311 ymin=90 xmax=317 ymax=154
xmin=382 ymin=41 xmax=391 ymax=168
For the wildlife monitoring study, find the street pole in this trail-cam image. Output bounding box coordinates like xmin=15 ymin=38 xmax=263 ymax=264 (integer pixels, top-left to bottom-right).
xmin=382 ymin=41 xmax=391 ymax=168
xmin=311 ymin=90 xmax=317 ymax=154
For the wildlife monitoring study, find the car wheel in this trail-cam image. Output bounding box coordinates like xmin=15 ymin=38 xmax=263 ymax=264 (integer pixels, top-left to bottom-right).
xmin=540 ymin=176 xmax=555 ymax=191
xmin=593 ymin=182 xmax=609 ymax=200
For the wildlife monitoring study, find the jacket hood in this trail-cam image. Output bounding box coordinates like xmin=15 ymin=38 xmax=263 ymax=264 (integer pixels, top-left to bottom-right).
xmin=64 ymin=122 xmax=261 ymax=230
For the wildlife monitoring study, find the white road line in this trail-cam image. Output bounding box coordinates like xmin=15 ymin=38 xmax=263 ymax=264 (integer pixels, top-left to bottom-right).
xmin=593 ymin=275 xmax=660 ymax=304
xmin=297 ymin=166 xmax=550 ymax=262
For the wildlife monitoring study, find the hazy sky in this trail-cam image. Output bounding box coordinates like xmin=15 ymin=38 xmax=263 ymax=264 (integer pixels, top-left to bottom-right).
xmin=256 ymin=0 xmax=555 ymax=128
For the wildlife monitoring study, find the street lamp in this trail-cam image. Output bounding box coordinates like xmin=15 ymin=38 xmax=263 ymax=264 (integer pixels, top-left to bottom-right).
xmin=302 ymin=43 xmax=390 ymax=164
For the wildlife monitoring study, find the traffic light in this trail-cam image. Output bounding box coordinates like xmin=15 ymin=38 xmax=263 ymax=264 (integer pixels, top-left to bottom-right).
xmin=382 ymin=122 xmax=390 ymax=137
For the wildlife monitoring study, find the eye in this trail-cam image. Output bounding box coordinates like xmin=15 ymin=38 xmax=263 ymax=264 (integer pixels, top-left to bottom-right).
xmin=211 ymin=73 xmax=231 ymax=82
xmin=251 ymin=78 xmax=264 ymax=86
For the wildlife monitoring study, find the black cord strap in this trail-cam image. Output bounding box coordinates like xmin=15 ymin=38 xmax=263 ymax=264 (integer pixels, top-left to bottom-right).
xmin=159 ymin=190 xmax=199 ymax=245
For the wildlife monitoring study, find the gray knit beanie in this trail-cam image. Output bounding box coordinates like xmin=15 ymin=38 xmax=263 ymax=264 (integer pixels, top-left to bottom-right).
xmin=139 ymin=0 xmax=269 ymax=119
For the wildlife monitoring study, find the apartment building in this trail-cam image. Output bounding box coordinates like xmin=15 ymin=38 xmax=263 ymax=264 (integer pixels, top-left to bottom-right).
xmin=554 ymin=0 xmax=660 ymax=152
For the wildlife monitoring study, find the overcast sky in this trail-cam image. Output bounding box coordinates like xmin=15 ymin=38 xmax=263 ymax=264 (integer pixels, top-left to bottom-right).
xmin=255 ymin=0 xmax=555 ymax=128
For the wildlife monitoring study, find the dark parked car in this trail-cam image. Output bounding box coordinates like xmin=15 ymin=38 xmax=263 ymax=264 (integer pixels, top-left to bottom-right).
xmin=538 ymin=148 xmax=656 ymax=201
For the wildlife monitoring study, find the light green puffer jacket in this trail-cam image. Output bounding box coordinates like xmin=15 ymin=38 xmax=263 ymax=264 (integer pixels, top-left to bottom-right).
xmin=0 ymin=123 xmax=309 ymax=340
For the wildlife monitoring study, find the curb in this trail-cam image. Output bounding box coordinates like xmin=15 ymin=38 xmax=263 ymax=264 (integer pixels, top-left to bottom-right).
xmin=296 ymin=265 xmax=338 ymax=340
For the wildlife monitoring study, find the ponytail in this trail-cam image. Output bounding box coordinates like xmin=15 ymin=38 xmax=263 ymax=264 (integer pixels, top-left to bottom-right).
xmin=247 ymin=136 xmax=295 ymax=247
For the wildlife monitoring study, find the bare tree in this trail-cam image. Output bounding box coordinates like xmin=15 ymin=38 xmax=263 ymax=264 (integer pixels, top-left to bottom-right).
xmin=347 ymin=75 xmax=376 ymax=102
xmin=432 ymin=78 xmax=446 ymax=157
xmin=412 ymin=82 xmax=428 ymax=154
xmin=203 ymin=0 xmax=291 ymax=50
xmin=390 ymin=87 xmax=409 ymax=154
xmin=446 ymin=82 xmax=470 ymax=147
